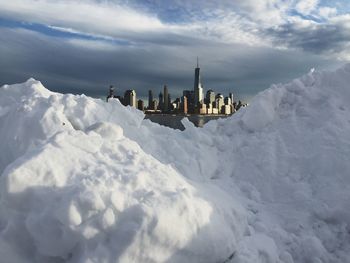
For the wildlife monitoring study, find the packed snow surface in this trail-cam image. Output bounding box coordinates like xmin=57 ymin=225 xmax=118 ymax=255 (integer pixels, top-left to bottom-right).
xmin=0 ymin=64 xmax=350 ymax=263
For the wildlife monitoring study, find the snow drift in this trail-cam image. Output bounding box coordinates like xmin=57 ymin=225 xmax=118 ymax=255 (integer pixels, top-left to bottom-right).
xmin=0 ymin=80 xmax=244 ymax=263
xmin=0 ymin=64 xmax=350 ymax=263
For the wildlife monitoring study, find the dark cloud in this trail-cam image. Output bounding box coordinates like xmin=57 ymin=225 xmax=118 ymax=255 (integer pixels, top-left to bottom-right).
xmin=1 ymin=0 xmax=349 ymax=105
xmin=267 ymin=22 xmax=350 ymax=54
xmin=0 ymin=27 xmax=341 ymax=102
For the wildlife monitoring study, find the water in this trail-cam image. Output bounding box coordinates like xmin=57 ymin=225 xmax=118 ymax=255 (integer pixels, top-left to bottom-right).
xmin=144 ymin=114 xmax=229 ymax=130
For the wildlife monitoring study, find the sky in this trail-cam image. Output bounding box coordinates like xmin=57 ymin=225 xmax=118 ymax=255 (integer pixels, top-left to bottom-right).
xmin=0 ymin=0 xmax=350 ymax=101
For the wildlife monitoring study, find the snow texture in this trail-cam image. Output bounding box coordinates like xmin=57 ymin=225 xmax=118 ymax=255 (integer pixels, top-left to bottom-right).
xmin=0 ymin=64 xmax=350 ymax=263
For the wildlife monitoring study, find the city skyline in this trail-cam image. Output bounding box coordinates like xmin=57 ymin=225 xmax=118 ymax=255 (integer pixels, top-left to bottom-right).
xmin=108 ymin=59 xmax=244 ymax=115
xmin=0 ymin=1 xmax=349 ymax=101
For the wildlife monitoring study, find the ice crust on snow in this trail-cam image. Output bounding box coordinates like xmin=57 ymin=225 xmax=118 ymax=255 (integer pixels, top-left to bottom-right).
xmin=0 ymin=65 xmax=350 ymax=263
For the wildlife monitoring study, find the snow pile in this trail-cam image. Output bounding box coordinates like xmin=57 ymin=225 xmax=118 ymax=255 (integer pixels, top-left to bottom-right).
xmin=124 ymin=65 xmax=350 ymax=262
xmin=0 ymin=79 xmax=244 ymax=262
xmin=0 ymin=64 xmax=350 ymax=263
xmin=218 ymin=65 xmax=350 ymax=262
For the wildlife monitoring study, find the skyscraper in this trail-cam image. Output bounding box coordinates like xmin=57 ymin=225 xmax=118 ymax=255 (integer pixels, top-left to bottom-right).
xmin=183 ymin=90 xmax=194 ymax=113
xmin=163 ymin=85 xmax=169 ymax=112
xmin=150 ymin=99 xmax=158 ymax=111
xmin=206 ymin=90 xmax=215 ymax=106
xmin=124 ymin=90 xmax=137 ymax=107
xmin=229 ymin=93 xmax=234 ymax=104
xmin=137 ymin=99 xmax=144 ymax=111
xmin=158 ymin=92 xmax=163 ymax=110
xmin=148 ymin=90 xmax=153 ymax=109
xmin=215 ymin=93 xmax=224 ymax=113
xmin=182 ymin=96 xmax=188 ymax=114
xmin=193 ymin=57 xmax=204 ymax=107
xmin=168 ymin=93 xmax=171 ymax=111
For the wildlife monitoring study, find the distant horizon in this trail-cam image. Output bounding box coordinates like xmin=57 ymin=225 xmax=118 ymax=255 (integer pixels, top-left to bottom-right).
xmin=1 ymin=1 xmax=349 ymax=100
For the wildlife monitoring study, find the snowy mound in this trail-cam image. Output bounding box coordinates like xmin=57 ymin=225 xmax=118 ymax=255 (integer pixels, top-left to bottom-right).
xmin=129 ymin=65 xmax=350 ymax=262
xmin=214 ymin=65 xmax=350 ymax=262
xmin=0 ymin=64 xmax=350 ymax=263
xmin=0 ymin=79 xmax=244 ymax=262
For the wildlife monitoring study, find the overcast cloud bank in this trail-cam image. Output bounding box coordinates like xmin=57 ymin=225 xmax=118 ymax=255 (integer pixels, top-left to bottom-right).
xmin=0 ymin=0 xmax=349 ymax=98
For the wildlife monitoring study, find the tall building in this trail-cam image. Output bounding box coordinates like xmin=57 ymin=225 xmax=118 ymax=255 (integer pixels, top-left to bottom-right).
xmin=206 ymin=90 xmax=215 ymax=106
xmin=216 ymin=94 xmax=224 ymax=113
xmin=148 ymin=90 xmax=153 ymax=109
xmin=183 ymin=90 xmax=194 ymax=104
xmin=193 ymin=57 xmax=204 ymax=107
xmin=137 ymin=99 xmax=144 ymax=111
xmin=151 ymin=99 xmax=158 ymax=111
xmin=168 ymin=93 xmax=171 ymax=111
xmin=224 ymin=96 xmax=232 ymax=105
xmin=124 ymin=90 xmax=137 ymax=107
xmin=147 ymin=99 xmax=158 ymax=111
xmin=229 ymin=92 xmax=234 ymax=104
xmin=183 ymin=90 xmax=194 ymax=113
xmin=172 ymin=98 xmax=180 ymax=110
xmin=163 ymin=85 xmax=169 ymax=112
xmin=181 ymin=96 xmax=188 ymax=114
xmin=223 ymin=105 xmax=231 ymax=115
xmin=158 ymin=92 xmax=163 ymax=110
xmin=199 ymin=103 xmax=207 ymax=114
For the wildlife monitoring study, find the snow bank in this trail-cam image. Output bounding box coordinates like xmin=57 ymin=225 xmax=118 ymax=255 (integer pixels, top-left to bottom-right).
xmin=221 ymin=65 xmax=350 ymax=262
xmin=0 ymin=79 xmax=244 ymax=263
xmin=123 ymin=65 xmax=350 ymax=262
xmin=1 ymin=64 xmax=350 ymax=263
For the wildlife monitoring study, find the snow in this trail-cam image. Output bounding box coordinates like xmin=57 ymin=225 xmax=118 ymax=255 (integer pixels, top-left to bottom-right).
xmin=0 ymin=64 xmax=350 ymax=263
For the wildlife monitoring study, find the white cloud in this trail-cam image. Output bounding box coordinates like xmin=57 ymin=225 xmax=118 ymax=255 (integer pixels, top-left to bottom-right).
xmin=318 ymin=7 xmax=337 ymax=18
xmin=235 ymin=0 xmax=291 ymax=26
xmin=193 ymin=12 xmax=273 ymax=47
xmin=330 ymin=14 xmax=350 ymax=29
xmin=0 ymin=0 xmax=165 ymax=34
xmin=47 ymin=25 xmax=116 ymax=41
xmin=0 ymin=0 xmax=349 ymax=60
xmin=0 ymin=0 xmax=273 ymax=47
xmin=295 ymin=0 xmax=319 ymax=15
xmin=67 ymin=38 xmax=119 ymax=51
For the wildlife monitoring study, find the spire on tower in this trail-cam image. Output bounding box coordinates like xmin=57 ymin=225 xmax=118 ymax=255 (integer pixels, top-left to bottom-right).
xmin=197 ymin=56 xmax=199 ymax=68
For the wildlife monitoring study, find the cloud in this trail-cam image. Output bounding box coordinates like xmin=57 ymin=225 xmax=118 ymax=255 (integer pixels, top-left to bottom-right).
xmin=295 ymin=0 xmax=320 ymax=15
xmin=0 ymin=0 xmax=164 ymax=31
xmin=0 ymin=0 xmax=349 ymax=101
xmin=0 ymin=27 xmax=339 ymax=101
xmin=0 ymin=0 xmax=275 ymax=47
xmin=1 ymin=0 xmax=349 ymax=57
xmin=67 ymin=38 xmax=120 ymax=51
xmin=266 ymin=12 xmax=350 ymax=60
xmin=318 ymin=6 xmax=337 ymax=18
